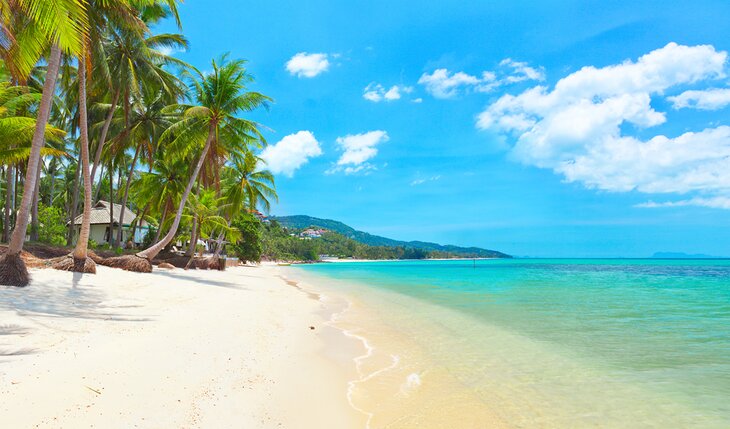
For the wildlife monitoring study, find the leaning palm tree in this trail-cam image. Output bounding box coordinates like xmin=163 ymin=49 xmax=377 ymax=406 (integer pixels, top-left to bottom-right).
xmin=0 ymin=0 xmax=89 ymax=286
xmin=0 ymin=83 xmax=66 ymax=244
xmin=105 ymin=55 xmax=270 ymax=272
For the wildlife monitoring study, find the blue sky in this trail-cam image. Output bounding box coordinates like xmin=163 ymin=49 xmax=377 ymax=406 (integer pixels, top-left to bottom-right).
xmin=157 ymin=0 xmax=730 ymax=257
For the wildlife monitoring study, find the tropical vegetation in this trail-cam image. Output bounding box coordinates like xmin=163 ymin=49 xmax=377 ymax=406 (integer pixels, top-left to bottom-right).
xmin=0 ymin=0 xmax=275 ymax=286
xmin=232 ymin=219 xmax=495 ymax=263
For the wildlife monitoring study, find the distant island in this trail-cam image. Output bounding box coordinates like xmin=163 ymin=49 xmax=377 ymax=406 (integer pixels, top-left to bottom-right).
xmin=651 ymin=252 xmax=725 ymax=259
xmin=252 ymin=215 xmax=511 ymax=261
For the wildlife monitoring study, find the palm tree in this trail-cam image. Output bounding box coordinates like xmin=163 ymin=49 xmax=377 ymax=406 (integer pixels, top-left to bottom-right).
xmin=88 ymin=25 xmax=188 ymax=189
xmin=0 ymin=0 xmax=89 ymax=286
xmin=222 ymin=152 xmax=277 ymax=216
xmin=107 ymin=55 xmax=270 ymax=272
xmin=112 ymin=87 xmax=181 ymax=246
xmin=130 ymin=154 xmax=186 ymax=243
xmin=0 ymin=81 xmax=65 ymax=160
xmin=213 ymin=151 xmax=277 ymax=256
xmin=54 ymin=0 xmax=151 ymax=272
xmin=182 ymin=189 xmax=239 ymax=268
xmin=0 ymin=82 xmax=65 ymax=240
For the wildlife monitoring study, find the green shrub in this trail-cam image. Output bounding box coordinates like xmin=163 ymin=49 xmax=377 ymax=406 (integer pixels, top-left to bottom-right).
xmin=37 ymin=204 xmax=67 ymax=246
xmin=231 ymin=213 xmax=263 ymax=262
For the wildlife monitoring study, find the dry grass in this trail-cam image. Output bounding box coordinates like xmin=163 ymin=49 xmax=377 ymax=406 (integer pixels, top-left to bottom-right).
xmin=99 ymin=254 xmax=153 ymax=273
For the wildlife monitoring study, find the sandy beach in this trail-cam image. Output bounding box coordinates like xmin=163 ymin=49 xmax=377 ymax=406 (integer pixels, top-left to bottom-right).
xmin=0 ymin=265 xmax=367 ymax=428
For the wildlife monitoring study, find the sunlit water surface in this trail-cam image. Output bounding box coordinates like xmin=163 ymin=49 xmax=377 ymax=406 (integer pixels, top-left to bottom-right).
xmin=292 ymin=259 xmax=730 ymax=428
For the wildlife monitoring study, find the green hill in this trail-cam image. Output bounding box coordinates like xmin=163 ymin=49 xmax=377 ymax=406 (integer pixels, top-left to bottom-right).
xmin=271 ymin=215 xmax=511 ymax=258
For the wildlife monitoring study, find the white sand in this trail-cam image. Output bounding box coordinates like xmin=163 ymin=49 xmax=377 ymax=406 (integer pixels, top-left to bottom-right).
xmin=0 ymin=265 xmax=366 ymax=428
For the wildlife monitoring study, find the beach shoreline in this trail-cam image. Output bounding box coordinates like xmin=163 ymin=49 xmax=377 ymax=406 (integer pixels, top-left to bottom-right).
xmin=0 ymin=265 xmax=368 ymax=428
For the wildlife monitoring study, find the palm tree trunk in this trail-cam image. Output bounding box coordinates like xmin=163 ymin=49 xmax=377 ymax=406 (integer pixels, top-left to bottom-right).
xmin=115 ymin=142 xmax=141 ymax=246
xmin=12 ymin=167 xmax=18 ymax=223
xmin=132 ymin=203 xmax=149 ymax=247
xmin=89 ymin=89 xmax=120 ymax=187
xmin=108 ymin=158 xmax=114 ymax=246
xmin=93 ymin=163 xmax=104 ymax=203
xmin=213 ymin=230 xmax=226 ymax=257
xmin=72 ymin=54 xmax=93 ymax=261
xmin=3 ymin=165 xmax=13 ymax=242
xmin=5 ymin=44 xmax=62 ymax=257
xmin=48 ymin=160 xmax=56 ymax=205
xmin=186 ymin=218 xmax=198 ymax=257
xmin=138 ymin=124 xmax=216 ymax=261
xmin=67 ymin=161 xmax=81 ymax=245
xmin=185 ymin=221 xmax=200 ymax=268
xmin=29 ymin=159 xmax=42 ymax=241
xmin=13 ymin=166 xmax=20 ymax=224
xmin=153 ymin=203 xmax=168 ymax=243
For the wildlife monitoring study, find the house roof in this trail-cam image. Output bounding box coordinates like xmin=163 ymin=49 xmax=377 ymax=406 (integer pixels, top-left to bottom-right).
xmin=72 ymin=200 xmax=149 ymax=227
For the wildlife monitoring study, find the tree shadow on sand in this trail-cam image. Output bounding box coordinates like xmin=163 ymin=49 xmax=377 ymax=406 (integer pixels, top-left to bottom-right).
xmin=0 ymin=324 xmax=37 ymax=357
xmin=0 ymin=275 xmax=153 ymax=322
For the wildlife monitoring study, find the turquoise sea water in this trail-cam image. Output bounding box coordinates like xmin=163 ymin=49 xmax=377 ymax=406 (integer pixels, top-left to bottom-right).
xmin=294 ymin=259 xmax=730 ymax=427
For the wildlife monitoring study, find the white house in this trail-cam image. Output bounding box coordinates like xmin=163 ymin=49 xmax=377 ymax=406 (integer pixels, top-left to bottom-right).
xmin=71 ymin=200 xmax=151 ymax=246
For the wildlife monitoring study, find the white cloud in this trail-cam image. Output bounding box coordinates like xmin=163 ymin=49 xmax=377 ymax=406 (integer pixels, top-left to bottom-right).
xmin=363 ymin=83 xmax=413 ymax=102
xmin=668 ymin=88 xmax=730 ymax=110
xmin=286 ymin=52 xmax=330 ymax=78
xmin=418 ymin=69 xmax=486 ymax=98
xmin=410 ymin=175 xmax=441 ymax=186
xmin=499 ymin=58 xmax=545 ymax=83
xmin=636 ymin=196 xmax=730 ymax=209
xmin=327 ymin=130 xmax=389 ymax=174
xmin=478 ymin=43 xmax=730 ymax=207
xmin=260 ymin=131 xmax=323 ymax=177
xmin=418 ymin=60 xmax=543 ymax=99
xmin=412 ymin=98 xmax=423 ymax=103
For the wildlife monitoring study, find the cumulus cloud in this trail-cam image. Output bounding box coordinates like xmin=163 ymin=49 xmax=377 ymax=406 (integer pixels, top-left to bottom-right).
xmin=286 ymin=52 xmax=330 ymax=78
xmin=327 ymin=130 xmax=389 ymax=174
xmin=418 ymin=69 xmax=489 ymax=98
xmin=668 ymin=88 xmax=730 ymax=110
xmin=478 ymin=42 xmax=730 ymax=208
xmin=363 ymin=83 xmax=413 ymax=102
xmin=260 ymin=131 xmax=323 ymax=177
xmin=418 ymin=60 xmax=543 ymax=98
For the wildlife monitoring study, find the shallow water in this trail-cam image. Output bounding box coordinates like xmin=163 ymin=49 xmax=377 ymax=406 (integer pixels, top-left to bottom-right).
xmin=292 ymin=259 xmax=730 ymax=428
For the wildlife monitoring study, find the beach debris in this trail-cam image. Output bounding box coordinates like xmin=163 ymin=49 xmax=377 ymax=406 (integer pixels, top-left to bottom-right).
xmin=309 ymin=326 xmax=315 ymax=330
xmin=85 ymin=385 xmax=102 ymax=395
xmin=158 ymin=262 xmax=176 ymax=269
